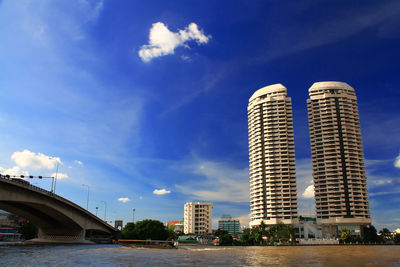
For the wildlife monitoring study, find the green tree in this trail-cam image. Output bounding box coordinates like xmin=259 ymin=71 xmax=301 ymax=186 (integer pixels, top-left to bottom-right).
xmin=18 ymin=222 xmax=38 ymax=240
xmin=339 ymin=228 xmax=351 ymax=243
xmin=214 ymin=229 xmax=229 ymax=237
xmin=167 ymin=228 xmax=177 ymax=240
xmin=134 ymin=219 xmax=168 ymax=240
xmin=275 ymin=223 xmax=294 ymax=243
xmin=362 ymin=225 xmax=379 ymax=243
xmin=253 ymin=231 xmax=262 ymax=245
xmin=121 ymin=222 xmax=136 ymax=239
xmin=240 ymin=228 xmax=253 ymax=245
xmin=264 ymin=223 xmax=294 ymax=244
xmin=219 ymin=233 xmax=233 ymax=245
xmin=379 ymin=228 xmax=392 ymax=241
xmin=393 ymin=233 xmax=400 ymax=244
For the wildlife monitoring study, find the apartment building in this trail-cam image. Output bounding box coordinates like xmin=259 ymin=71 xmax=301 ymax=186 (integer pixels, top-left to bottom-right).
xmin=248 ymin=84 xmax=298 ymax=227
xmin=307 ymin=81 xmax=371 ymax=238
xmin=184 ymin=202 xmax=213 ymax=235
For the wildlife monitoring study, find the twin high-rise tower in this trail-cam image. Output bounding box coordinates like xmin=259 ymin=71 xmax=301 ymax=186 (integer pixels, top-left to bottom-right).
xmin=248 ymin=84 xmax=298 ymax=227
xmin=248 ymin=81 xmax=371 ymax=237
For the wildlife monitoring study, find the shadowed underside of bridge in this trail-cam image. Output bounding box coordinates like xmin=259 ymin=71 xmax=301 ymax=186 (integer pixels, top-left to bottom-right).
xmin=0 ymin=177 xmax=119 ymax=243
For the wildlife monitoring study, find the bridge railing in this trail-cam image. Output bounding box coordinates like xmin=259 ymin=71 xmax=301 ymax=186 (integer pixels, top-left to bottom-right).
xmin=0 ymin=174 xmax=53 ymax=195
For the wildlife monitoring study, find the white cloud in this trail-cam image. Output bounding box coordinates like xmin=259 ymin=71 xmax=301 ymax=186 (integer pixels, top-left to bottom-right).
xmin=181 ymin=55 xmax=191 ymax=61
xmin=0 ymin=167 xmax=4 ymax=171
xmin=175 ymin=159 xmax=249 ymax=202
xmin=373 ymin=179 xmax=393 ymax=185
xmin=153 ymin=189 xmax=171 ymax=195
xmin=118 ymin=197 xmax=131 ymax=203
xmin=369 ymin=190 xmax=400 ymax=197
xmin=75 ymin=160 xmax=83 ymax=165
xmin=138 ymin=22 xmax=210 ymax=62
xmin=86 ymin=0 xmax=104 ymax=22
xmin=51 ymin=172 xmax=68 ymax=179
xmin=237 ymin=214 xmax=251 ymax=228
xmin=294 ymin=158 xmax=314 ymax=198
xmin=2 ymin=166 xmax=29 ymax=176
xmin=395 ymin=154 xmax=400 ymax=168
xmin=11 ymin=150 xmax=61 ymax=169
xmin=302 ymin=184 xmax=315 ymax=198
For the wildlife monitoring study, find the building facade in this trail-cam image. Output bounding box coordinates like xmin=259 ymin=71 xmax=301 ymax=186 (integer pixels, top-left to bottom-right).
xmin=217 ymin=214 xmax=240 ymax=235
xmin=307 ymin=81 xmax=371 ymax=238
xmin=248 ymin=84 xmax=298 ymax=227
xmin=184 ymin=202 xmax=213 ymax=235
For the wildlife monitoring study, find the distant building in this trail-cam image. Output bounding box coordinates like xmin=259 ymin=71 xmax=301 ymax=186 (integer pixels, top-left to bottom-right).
xmin=218 ymin=214 xmax=240 ymax=235
xmin=307 ymin=82 xmax=371 ymax=238
xmin=0 ymin=211 xmax=24 ymax=227
xmin=184 ymin=202 xmax=213 ymax=235
xmin=0 ymin=211 xmax=23 ymax=241
xmin=167 ymin=220 xmax=184 ymax=232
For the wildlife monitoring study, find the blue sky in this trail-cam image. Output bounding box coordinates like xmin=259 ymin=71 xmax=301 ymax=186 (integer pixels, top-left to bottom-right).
xmin=0 ymin=0 xmax=399 ymax=230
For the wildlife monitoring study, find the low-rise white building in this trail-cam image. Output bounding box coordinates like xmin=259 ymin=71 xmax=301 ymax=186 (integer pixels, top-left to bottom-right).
xmin=184 ymin=202 xmax=213 ymax=235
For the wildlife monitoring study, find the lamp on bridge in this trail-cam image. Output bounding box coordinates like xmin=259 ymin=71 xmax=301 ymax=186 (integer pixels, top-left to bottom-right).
xmin=81 ymin=184 xmax=90 ymax=240
xmin=49 ymin=157 xmax=60 ymax=193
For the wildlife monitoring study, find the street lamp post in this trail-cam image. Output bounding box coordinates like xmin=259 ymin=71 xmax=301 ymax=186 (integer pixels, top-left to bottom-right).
xmin=101 ymin=200 xmax=107 ymax=222
xmin=53 ymin=160 xmax=59 ymax=193
xmin=81 ymin=184 xmax=90 ymax=240
xmin=132 ymin=208 xmax=136 ymax=223
xmin=49 ymin=157 xmax=60 ymax=193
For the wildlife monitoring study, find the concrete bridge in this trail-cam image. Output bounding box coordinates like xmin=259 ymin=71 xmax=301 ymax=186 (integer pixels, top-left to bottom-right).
xmin=0 ymin=175 xmax=119 ymax=244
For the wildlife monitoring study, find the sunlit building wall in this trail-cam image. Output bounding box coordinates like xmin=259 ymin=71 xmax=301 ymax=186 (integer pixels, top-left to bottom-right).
xmin=248 ymin=84 xmax=298 ymax=227
xmin=307 ymin=81 xmax=371 ymax=238
xmin=184 ymin=202 xmax=213 ymax=235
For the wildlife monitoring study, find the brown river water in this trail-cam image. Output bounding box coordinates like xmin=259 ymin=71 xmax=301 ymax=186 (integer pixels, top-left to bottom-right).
xmin=0 ymin=244 xmax=399 ymax=266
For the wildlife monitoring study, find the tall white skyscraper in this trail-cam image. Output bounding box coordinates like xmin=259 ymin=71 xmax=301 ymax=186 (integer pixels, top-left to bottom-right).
xmin=184 ymin=202 xmax=213 ymax=235
xmin=307 ymin=81 xmax=371 ymax=238
xmin=248 ymin=84 xmax=298 ymax=227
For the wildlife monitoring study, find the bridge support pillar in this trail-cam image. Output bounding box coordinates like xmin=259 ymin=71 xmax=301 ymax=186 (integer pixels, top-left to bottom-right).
xmin=25 ymin=229 xmax=94 ymax=244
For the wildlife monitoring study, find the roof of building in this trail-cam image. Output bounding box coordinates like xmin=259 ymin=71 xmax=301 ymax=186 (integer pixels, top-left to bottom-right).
xmin=249 ymin=83 xmax=286 ymax=102
xmin=309 ymin=81 xmax=354 ymax=93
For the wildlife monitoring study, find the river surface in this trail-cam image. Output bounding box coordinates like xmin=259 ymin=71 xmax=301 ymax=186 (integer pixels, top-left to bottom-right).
xmin=1 ymin=244 xmax=400 ymax=266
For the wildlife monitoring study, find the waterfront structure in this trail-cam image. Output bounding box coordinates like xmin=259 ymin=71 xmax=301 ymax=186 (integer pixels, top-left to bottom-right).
xmin=217 ymin=214 xmax=240 ymax=235
xmin=307 ymin=81 xmax=371 ymax=238
xmin=248 ymin=84 xmax=298 ymax=227
xmin=184 ymin=202 xmax=213 ymax=235
xmin=297 ymin=216 xmax=322 ymax=239
xmin=0 ymin=211 xmax=24 ymax=227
